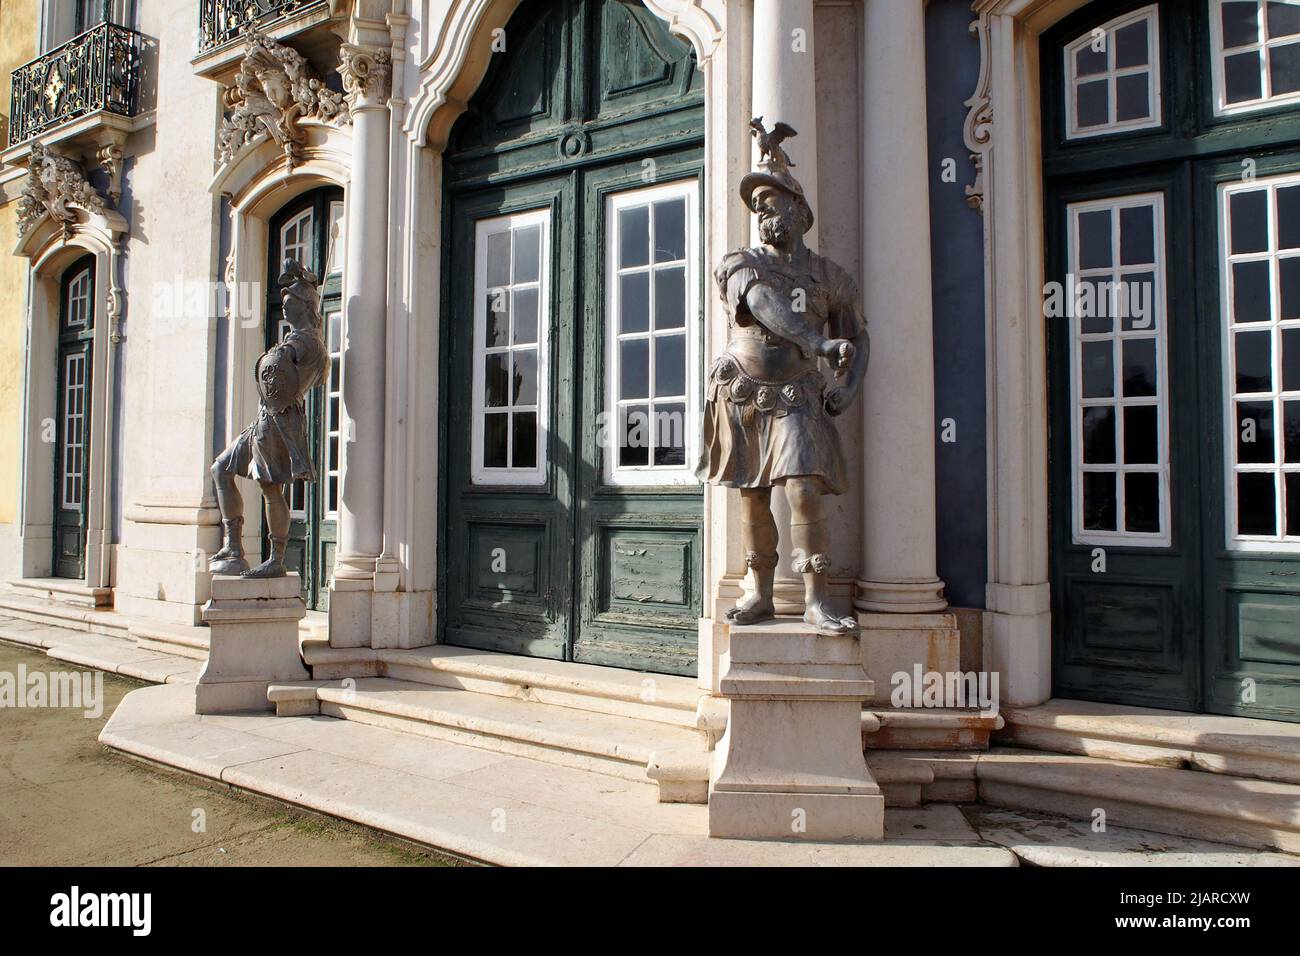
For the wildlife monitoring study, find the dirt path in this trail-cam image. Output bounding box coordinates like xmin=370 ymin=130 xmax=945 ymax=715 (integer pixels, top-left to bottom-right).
xmin=0 ymin=640 xmax=464 ymax=866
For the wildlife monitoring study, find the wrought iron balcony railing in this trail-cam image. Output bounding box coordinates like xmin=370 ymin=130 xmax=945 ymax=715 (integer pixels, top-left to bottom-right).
xmin=198 ymin=0 xmax=328 ymax=53
xmin=7 ymin=22 xmax=143 ymax=147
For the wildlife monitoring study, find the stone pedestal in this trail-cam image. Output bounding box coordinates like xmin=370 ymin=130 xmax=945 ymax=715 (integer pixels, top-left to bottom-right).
xmin=196 ymin=573 xmax=309 ymax=714
xmin=859 ymin=611 xmax=961 ymax=706
xmin=709 ymin=620 xmax=884 ymax=841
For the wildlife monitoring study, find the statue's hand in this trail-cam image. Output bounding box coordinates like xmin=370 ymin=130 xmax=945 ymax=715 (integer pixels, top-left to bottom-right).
xmin=824 ymin=384 xmax=855 ymax=417
xmin=819 ymin=338 xmax=856 ymax=374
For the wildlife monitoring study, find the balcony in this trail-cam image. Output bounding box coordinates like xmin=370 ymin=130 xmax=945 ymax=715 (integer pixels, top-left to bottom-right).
xmin=198 ymin=0 xmax=330 ymax=54
xmin=7 ymin=21 xmax=143 ymax=147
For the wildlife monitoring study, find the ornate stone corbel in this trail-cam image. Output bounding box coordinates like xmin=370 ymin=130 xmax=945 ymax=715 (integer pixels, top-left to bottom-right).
xmin=339 ymin=43 xmax=392 ymax=112
xmin=217 ymin=27 xmax=351 ymax=170
xmin=963 ymin=13 xmax=993 ymax=212
xmin=97 ymin=140 xmax=126 ymax=204
xmin=17 ymin=142 xmax=108 ymax=239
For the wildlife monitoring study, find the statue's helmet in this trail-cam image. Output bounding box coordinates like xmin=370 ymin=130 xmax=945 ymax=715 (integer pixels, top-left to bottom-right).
xmin=739 ymin=118 xmax=815 ymax=233
xmin=278 ymin=257 xmax=321 ymax=326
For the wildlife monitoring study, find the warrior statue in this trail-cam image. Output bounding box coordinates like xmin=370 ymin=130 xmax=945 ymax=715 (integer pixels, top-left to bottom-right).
xmin=209 ymin=258 xmax=329 ymax=578
xmin=696 ymin=119 xmax=870 ymax=635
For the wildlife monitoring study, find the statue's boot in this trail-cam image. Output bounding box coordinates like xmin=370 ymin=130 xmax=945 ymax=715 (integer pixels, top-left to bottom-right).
xmin=792 ymin=518 xmax=858 ymax=635
xmin=209 ymin=517 xmax=250 ymax=575
xmin=243 ymin=534 xmax=288 ymax=579
xmin=725 ymin=551 xmax=777 ymax=625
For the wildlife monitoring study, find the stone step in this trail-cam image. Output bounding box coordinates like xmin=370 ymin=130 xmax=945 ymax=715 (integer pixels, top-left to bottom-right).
xmin=302 ymin=642 xmax=709 ymax=731
xmin=129 ymin=621 xmax=210 ymax=661
xmin=867 ymin=707 xmax=1004 ymax=750
xmin=999 ymin=698 xmax=1300 ymax=785
xmin=977 ymin=747 xmax=1300 ymax=853
xmin=8 ymin=577 xmax=112 ymax=608
xmin=268 ymin=677 xmax=709 ymax=791
xmin=0 ymin=587 xmax=129 ymax=639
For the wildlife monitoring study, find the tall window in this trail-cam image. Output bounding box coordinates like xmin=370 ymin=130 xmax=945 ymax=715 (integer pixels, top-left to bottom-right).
xmin=604 ymin=179 xmax=698 ymax=485
xmin=471 ymin=209 xmax=549 ymax=485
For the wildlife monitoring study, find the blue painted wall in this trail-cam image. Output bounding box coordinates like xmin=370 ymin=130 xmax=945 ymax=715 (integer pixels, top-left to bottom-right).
xmin=926 ymin=0 xmax=988 ymax=609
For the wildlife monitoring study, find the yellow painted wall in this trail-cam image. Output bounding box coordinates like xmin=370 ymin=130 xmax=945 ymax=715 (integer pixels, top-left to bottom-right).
xmin=0 ymin=0 xmax=39 ymax=525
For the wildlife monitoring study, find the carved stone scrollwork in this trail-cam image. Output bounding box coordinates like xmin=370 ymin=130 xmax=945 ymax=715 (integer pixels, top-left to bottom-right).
xmin=217 ymin=27 xmax=350 ymax=170
xmin=97 ymin=141 xmax=126 ymax=203
xmin=339 ymin=43 xmax=392 ymax=112
xmin=963 ymin=13 xmax=993 ymax=213
xmin=17 ymin=141 xmax=108 ymax=239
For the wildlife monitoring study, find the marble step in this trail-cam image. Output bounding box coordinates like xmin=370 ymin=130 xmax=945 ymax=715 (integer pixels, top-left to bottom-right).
xmin=999 ymin=698 xmax=1300 ymax=785
xmin=302 ymin=641 xmax=710 ymax=731
xmin=0 ymin=587 xmax=129 ymax=639
xmin=977 ymin=747 xmax=1300 ymax=853
xmin=8 ymin=577 xmax=112 ymax=608
xmin=268 ymin=677 xmax=710 ymax=790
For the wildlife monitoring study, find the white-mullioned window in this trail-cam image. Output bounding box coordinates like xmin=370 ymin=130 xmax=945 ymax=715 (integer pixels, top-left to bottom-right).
xmin=325 ymin=201 xmax=345 ymax=276
xmin=1067 ymin=192 xmax=1172 ymax=546
xmin=64 ymin=267 xmax=91 ymax=328
xmin=1219 ymin=173 xmax=1300 ymax=549
xmin=1064 ymin=4 xmax=1162 ymax=139
xmin=324 ymin=309 xmax=342 ymax=516
xmin=1211 ymin=0 xmax=1300 ymax=115
xmin=604 ymin=179 xmax=698 ymax=486
xmin=280 ymin=208 xmax=315 ymax=273
xmin=471 ymin=209 xmax=550 ymax=486
xmin=60 ymin=351 xmax=86 ymax=510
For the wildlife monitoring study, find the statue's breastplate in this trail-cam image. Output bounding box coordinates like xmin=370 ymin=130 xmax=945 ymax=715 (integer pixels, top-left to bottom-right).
xmin=256 ymin=329 xmax=327 ymax=410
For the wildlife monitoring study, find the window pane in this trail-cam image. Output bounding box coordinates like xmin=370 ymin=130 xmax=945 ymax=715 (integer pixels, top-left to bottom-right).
xmin=483 ymin=413 xmax=508 ymax=468
xmin=486 ymin=231 xmax=510 ymax=288
xmin=1075 ymin=42 xmax=1108 ymax=78
xmin=1268 ymin=1 xmax=1300 ymax=39
xmin=1081 ymin=340 xmax=1115 ymax=398
xmin=512 ymin=412 xmax=537 ymax=469
xmin=1271 ymin=39 xmax=1300 ymax=94
xmin=1076 ymin=79 xmax=1110 ymax=128
xmin=620 ymin=272 xmax=650 ymax=333
xmin=1224 ymin=1 xmax=1262 ymax=48
xmin=485 ymin=353 xmax=509 ymax=407
xmin=1284 ymin=327 xmax=1300 ymax=389
xmin=1282 ymin=256 xmax=1300 ymax=318
xmin=1082 ymin=406 xmax=1116 ymax=464
xmin=1285 ymin=400 xmax=1300 ymax=461
xmin=620 ymin=404 xmax=650 ymax=466
xmin=654 ymin=334 xmax=686 ymax=396
xmin=486 ymin=291 xmax=509 ymax=347
xmin=620 ymin=339 xmax=649 ymax=400
xmin=1288 ymin=472 xmax=1300 ymax=534
xmin=619 ymin=206 xmax=650 ymax=267
xmin=1115 ymin=72 xmax=1151 ymax=122
xmin=1083 ymin=472 xmax=1118 ymax=531
xmin=653 ymin=199 xmax=687 ymax=263
xmin=1078 ymin=277 xmax=1112 ymax=334
xmin=1125 ymin=472 xmax=1161 ymax=533
xmin=1279 ymin=186 xmax=1300 ymax=248
xmin=1232 ymin=190 xmax=1270 ymax=253
xmin=1238 ymin=400 xmax=1276 ymax=463
xmin=1225 ymin=50 xmax=1264 ymax=103
xmin=512 ymin=349 xmax=538 ymax=406
xmin=1123 ymin=406 xmax=1160 ymax=464
xmin=1234 ymin=259 xmax=1273 ymax=322
xmin=1078 ymin=210 xmax=1113 ymax=268
xmin=654 ymin=267 xmax=686 ymax=330
xmin=1120 ymin=205 xmax=1155 ymax=264
xmin=513 ymin=225 xmax=541 ymax=283
xmin=1236 ymin=328 xmax=1273 ymax=392
xmin=1122 ymin=338 xmax=1158 ymax=397
xmin=1120 ymin=271 xmax=1158 ymax=331
xmin=1239 ymin=472 xmax=1277 ymax=534
xmin=1115 ymin=20 xmax=1149 ymax=68
xmin=513 ymin=288 xmax=538 ymax=344
xmin=653 ymin=402 xmax=686 ymax=467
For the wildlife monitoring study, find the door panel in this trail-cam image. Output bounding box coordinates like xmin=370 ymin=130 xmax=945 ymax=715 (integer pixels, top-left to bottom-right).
xmin=444 ymin=180 xmax=575 ymax=660
xmin=1199 ymin=154 xmax=1300 ymax=721
xmin=54 ymin=259 xmax=94 ymax=580
xmin=1048 ymin=169 xmax=1202 ymax=710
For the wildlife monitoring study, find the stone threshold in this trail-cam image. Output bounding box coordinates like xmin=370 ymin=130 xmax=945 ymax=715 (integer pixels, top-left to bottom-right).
xmin=100 ymin=682 xmax=1020 ymax=867
xmin=1000 ymin=698 xmax=1300 ymax=785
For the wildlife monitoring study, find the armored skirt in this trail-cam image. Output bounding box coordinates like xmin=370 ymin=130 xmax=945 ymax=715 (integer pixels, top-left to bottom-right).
xmin=213 ymin=329 xmax=328 ymax=486
xmin=695 ymin=355 xmax=849 ymax=495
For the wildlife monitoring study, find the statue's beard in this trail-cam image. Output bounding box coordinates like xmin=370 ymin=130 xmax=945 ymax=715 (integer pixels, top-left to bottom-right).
xmin=758 ymin=213 xmax=792 ymax=246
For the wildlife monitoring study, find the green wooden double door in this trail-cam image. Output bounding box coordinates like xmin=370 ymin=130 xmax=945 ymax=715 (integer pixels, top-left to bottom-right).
xmin=54 ymin=256 xmax=95 ymax=580
xmin=1046 ymin=0 xmax=1300 ymax=721
xmin=439 ymin=0 xmax=704 ymax=676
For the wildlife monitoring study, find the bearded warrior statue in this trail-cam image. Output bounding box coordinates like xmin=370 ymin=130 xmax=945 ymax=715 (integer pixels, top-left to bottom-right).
xmin=696 ymin=119 xmax=871 ymax=635
xmin=209 ymin=259 xmax=329 ymax=578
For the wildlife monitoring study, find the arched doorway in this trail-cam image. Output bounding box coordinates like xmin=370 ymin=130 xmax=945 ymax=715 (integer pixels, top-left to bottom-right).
xmin=53 ymin=254 xmax=96 ymax=579
xmin=1044 ymin=0 xmax=1300 ymax=721
xmin=267 ymin=187 xmax=345 ymax=610
xmin=439 ymin=0 xmax=706 ymax=675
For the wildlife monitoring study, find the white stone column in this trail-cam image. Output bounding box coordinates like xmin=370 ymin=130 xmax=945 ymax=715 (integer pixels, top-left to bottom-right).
xmin=331 ymin=42 xmax=393 ymax=647
xmin=751 ymin=0 xmax=818 ymax=609
xmin=856 ymin=0 xmax=947 ymax=615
